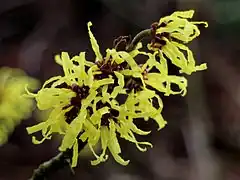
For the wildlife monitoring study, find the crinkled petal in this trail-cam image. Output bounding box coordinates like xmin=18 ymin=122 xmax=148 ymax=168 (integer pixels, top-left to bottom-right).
xmin=91 ymin=126 xmax=109 ymax=165
xmin=108 ymin=121 xmax=129 ymax=166
xmin=59 ymin=109 xmax=87 ymax=151
xmin=152 ymin=114 xmax=167 ymax=130
xmin=72 ymin=140 xmax=79 ymax=167
xmin=35 ymin=88 xmax=75 ymax=110
xmin=118 ymin=51 xmax=141 ymax=71
xmin=157 ymin=10 xmax=208 ymax=43
xmin=90 ymin=106 xmax=109 ymax=125
xmin=87 ymin=22 xmax=103 ymax=61
xmin=92 ymin=78 xmax=114 ymax=89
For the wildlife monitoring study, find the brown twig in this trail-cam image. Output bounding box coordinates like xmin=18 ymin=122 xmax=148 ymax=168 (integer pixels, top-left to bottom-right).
xmin=29 ymin=140 xmax=87 ymax=180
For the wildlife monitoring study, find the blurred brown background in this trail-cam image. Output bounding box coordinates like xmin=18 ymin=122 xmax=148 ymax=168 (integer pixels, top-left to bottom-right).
xmin=1 ymin=0 xmax=240 ymax=179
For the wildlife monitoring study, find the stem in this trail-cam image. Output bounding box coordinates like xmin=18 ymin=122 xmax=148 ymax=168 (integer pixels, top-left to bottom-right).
xmin=126 ymin=29 xmax=152 ymax=52
xmin=29 ymin=140 xmax=87 ymax=180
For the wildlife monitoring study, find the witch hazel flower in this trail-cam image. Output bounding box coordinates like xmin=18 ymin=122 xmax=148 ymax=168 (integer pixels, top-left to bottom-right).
xmin=26 ymin=10 xmax=208 ymax=168
xmin=25 ymin=22 xmax=167 ymax=167
xmin=148 ymin=10 xmax=208 ymax=75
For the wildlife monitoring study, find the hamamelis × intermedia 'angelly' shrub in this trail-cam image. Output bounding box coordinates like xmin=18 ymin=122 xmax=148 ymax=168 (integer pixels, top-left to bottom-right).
xmin=25 ymin=10 xmax=208 ymax=167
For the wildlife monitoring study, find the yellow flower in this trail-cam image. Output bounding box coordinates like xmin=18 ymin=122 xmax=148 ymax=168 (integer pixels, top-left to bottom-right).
xmin=0 ymin=67 xmax=39 ymax=145
xmin=26 ymin=22 xmax=169 ymax=167
xmin=26 ymin=12 xmax=208 ymax=166
xmin=84 ymin=23 xmax=168 ymax=166
xmin=141 ymin=51 xmax=188 ymax=96
xmin=148 ymin=10 xmax=208 ymax=75
xmin=26 ymin=51 xmax=97 ymax=161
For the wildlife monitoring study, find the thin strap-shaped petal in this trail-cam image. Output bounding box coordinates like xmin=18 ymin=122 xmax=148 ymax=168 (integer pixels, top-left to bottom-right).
xmin=61 ymin=52 xmax=71 ymax=76
xmin=172 ymin=10 xmax=195 ymax=18
xmin=55 ymin=54 xmax=62 ymax=66
xmin=89 ymin=144 xmax=101 ymax=165
xmin=81 ymin=90 xmax=98 ymax=108
xmin=130 ymin=122 xmax=151 ymax=135
xmin=42 ymin=76 xmax=62 ymax=88
xmin=72 ymin=140 xmax=79 ymax=167
xmin=32 ymin=134 xmax=51 ymax=144
xmin=87 ymin=22 xmax=103 ymax=62
xmin=24 ymin=85 xmax=37 ymax=98
xmin=128 ymin=42 xmax=145 ymax=58
xmin=193 ymin=21 xmax=208 ymax=27
xmin=59 ymin=109 xmax=87 ymax=152
xmin=172 ymin=41 xmax=207 ymax=74
xmin=152 ymin=114 xmax=167 ymax=130
xmin=91 ymin=127 xmax=109 ymax=165
xmin=90 ymin=106 xmax=109 ymax=125
xmin=26 ymin=122 xmax=46 ymax=134
xmin=86 ymin=65 xmax=99 ymax=87
xmin=108 ymin=121 xmax=130 ymax=166
xmin=108 ymin=49 xmax=124 ymax=64
xmin=72 ymin=52 xmax=87 ymax=80
xmin=118 ymin=51 xmax=141 ymax=71
xmin=114 ymin=71 xmax=124 ymax=87
xmin=92 ymin=78 xmax=114 ymax=89
xmin=122 ymin=130 xmax=152 ymax=152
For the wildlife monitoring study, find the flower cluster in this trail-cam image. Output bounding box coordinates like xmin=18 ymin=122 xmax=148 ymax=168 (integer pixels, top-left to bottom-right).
xmin=149 ymin=10 xmax=208 ymax=75
xmin=0 ymin=67 xmax=39 ymax=145
xmin=26 ymin=10 xmax=208 ymax=167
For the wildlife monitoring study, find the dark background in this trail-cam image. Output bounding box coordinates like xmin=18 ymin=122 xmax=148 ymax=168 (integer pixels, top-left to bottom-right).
xmin=1 ymin=0 xmax=240 ymax=179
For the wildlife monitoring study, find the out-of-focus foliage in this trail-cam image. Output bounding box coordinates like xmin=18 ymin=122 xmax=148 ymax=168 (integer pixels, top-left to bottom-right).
xmin=213 ymin=0 xmax=240 ymax=39
xmin=0 ymin=67 xmax=39 ymax=145
xmin=214 ymin=0 xmax=240 ymax=24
